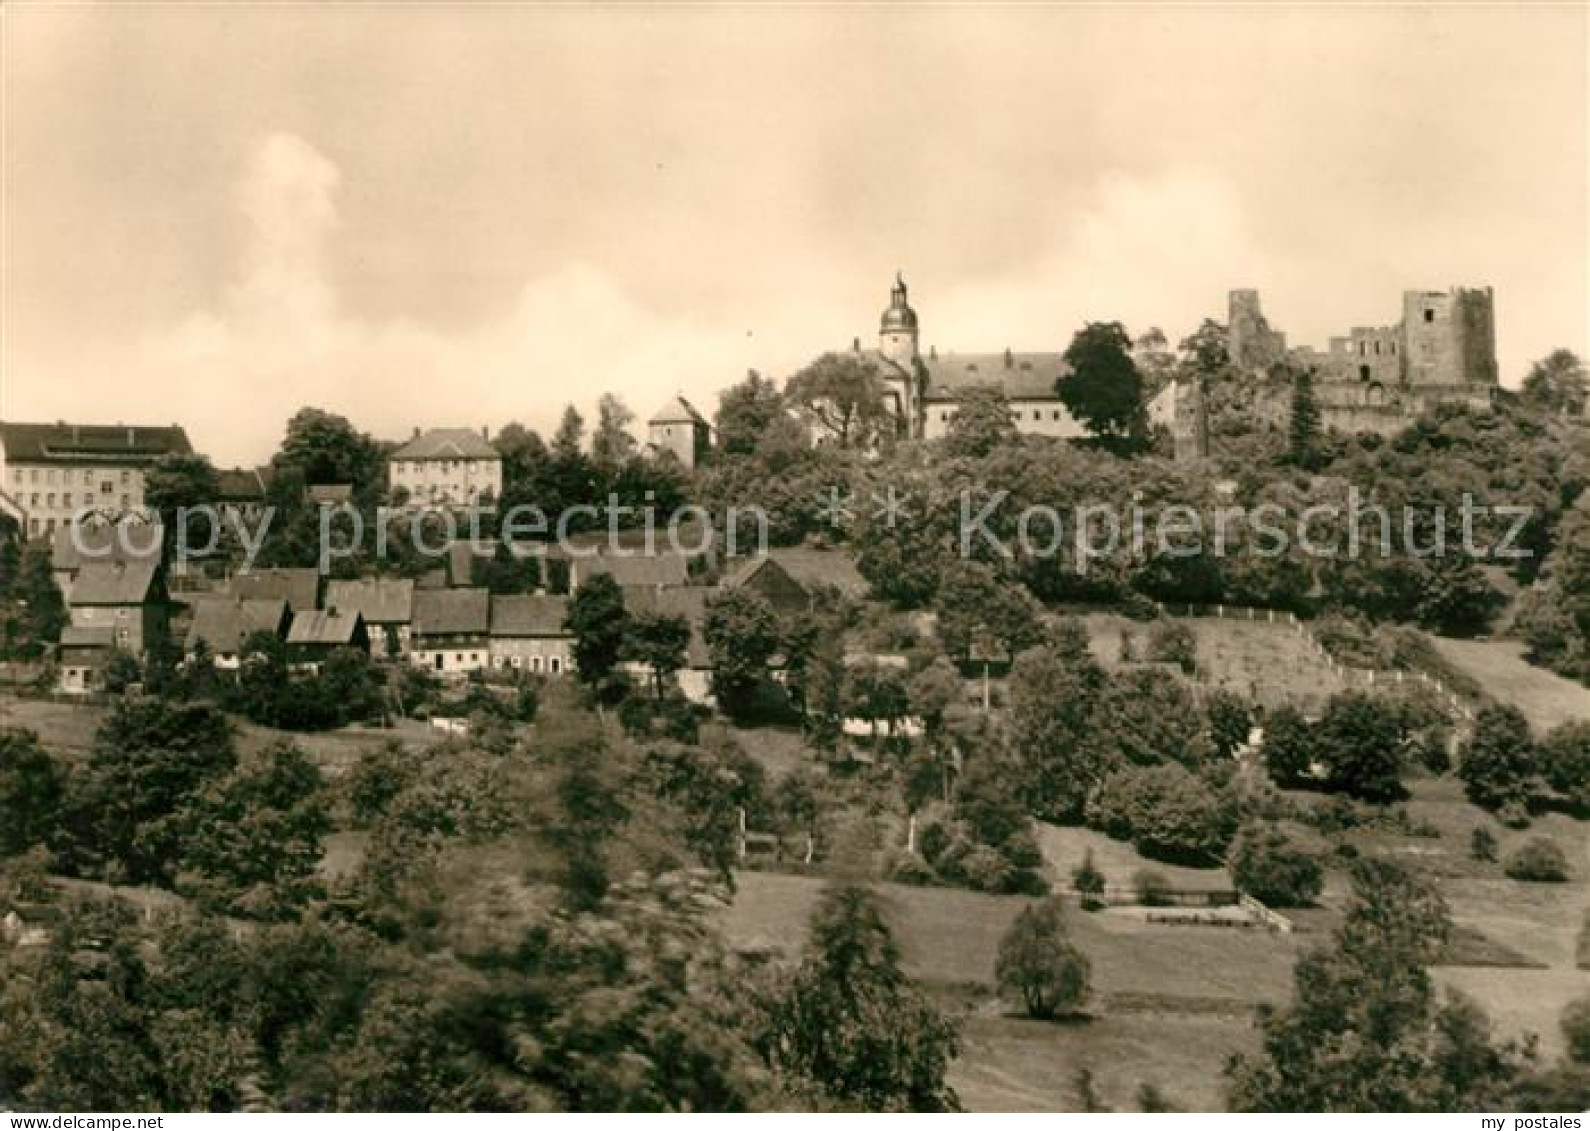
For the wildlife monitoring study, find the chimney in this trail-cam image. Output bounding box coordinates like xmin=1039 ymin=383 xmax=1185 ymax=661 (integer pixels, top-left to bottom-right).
xmin=126 ymin=427 xmax=135 ymax=446
xmin=482 ymin=425 xmax=489 ymax=440
xmin=929 ymin=345 xmax=938 ymax=361
xmin=412 ymin=426 xmax=421 ymax=439
xmin=852 ymin=336 xmax=861 ymax=353
xmin=1004 ymin=348 xmax=1014 ymax=370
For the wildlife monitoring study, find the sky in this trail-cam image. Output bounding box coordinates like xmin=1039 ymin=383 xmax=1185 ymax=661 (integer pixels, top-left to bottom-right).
xmin=3 ymin=3 xmax=1586 ymax=466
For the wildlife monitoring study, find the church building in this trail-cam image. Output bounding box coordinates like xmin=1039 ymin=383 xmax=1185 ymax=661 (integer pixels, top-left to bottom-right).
xmin=848 ymin=275 xmax=1089 ymax=442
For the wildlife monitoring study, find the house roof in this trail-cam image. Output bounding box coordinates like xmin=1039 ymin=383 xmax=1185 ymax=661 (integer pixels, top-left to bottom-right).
xmin=215 ymin=466 xmax=272 ymax=502
xmin=49 ymin=521 xmax=163 ymax=572
xmin=306 ymin=483 xmax=353 ymax=505
xmin=0 ymin=422 xmax=193 ymax=465
xmin=68 ymin=559 xmax=161 ymax=605
xmin=489 ymin=593 xmax=570 ymax=637
xmin=226 ymin=568 xmax=320 ymax=613
xmin=389 ymin=428 xmax=500 ymax=461
xmin=286 ymin=608 xmax=365 ymax=647
xmin=186 ymin=597 xmax=288 ymax=655
xmin=324 ymin=577 xmax=414 ymax=624
xmin=765 ymin=546 xmax=869 ymax=598
xmin=721 ymin=555 xmax=789 ymax=591
xmin=412 ymin=587 xmax=490 ymax=636
xmin=648 ymin=395 xmax=708 ymax=426
xmin=626 ymin=585 xmax=713 ymax=667
xmin=575 ymin=552 xmax=690 ymax=590
xmin=60 ymin=625 xmax=117 ymax=648
xmin=920 ymin=352 xmax=1071 ymax=402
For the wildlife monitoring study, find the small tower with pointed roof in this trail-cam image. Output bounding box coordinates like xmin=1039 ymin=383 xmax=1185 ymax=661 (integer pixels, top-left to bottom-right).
xmin=647 ymin=394 xmax=711 ymax=469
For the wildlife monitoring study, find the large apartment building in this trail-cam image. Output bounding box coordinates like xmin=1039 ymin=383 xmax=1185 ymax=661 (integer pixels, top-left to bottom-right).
xmin=0 ymin=422 xmax=194 ymax=539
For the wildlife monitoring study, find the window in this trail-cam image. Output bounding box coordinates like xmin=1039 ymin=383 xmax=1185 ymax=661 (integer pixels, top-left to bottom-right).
xmin=550 ymin=657 xmax=562 ymax=674
xmin=1424 ymin=309 xmax=1435 ymax=323
xmin=1054 ymin=411 xmax=1062 ymax=420
xmin=9 ymin=469 xmax=19 ymax=483
xmin=1032 ymin=410 xmax=1040 ymax=421
xmin=47 ymin=469 xmax=57 ymax=485
xmin=532 ymin=656 xmax=543 ymax=672
xmin=63 ymin=493 xmax=71 ymax=508
xmin=120 ymin=471 xmax=129 ymax=485
xmin=1359 ymin=365 xmax=1371 ymax=381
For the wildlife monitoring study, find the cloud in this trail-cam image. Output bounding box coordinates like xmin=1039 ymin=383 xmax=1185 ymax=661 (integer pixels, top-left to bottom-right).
xmin=120 ymin=133 xmax=753 ymax=465
xmin=931 ymin=168 xmax=1266 ymax=350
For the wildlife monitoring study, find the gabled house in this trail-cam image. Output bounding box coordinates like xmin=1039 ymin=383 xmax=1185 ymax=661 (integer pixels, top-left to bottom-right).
xmin=388 ymin=427 xmax=502 ymax=507
xmin=49 ymin=519 xmax=162 ymax=605
xmin=185 ymin=596 xmax=291 ymax=668
xmin=324 ymin=577 xmax=414 ymax=656
xmin=624 ymin=585 xmax=715 ymax=703
xmin=66 ymin=558 xmax=167 ymax=657
xmin=721 ymin=554 xmax=812 ymax=615
xmin=410 ymin=587 xmax=491 ymax=675
xmin=58 ymin=626 xmax=116 ymax=694
xmin=286 ymin=608 xmax=370 ymax=668
xmin=488 ymin=593 xmax=573 ymax=675
xmin=226 ymin=567 xmax=321 ymax=614
xmin=570 ymin=550 xmax=691 ymax=594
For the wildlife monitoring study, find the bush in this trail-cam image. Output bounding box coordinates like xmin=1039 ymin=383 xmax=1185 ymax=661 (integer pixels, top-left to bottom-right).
xmin=1134 ymin=869 xmax=1173 ymax=907
xmin=1504 ymin=837 xmax=1570 ymax=882
xmin=1228 ymin=823 xmax=1324 ymax=907
xmin=995 ymin=897 xmax=1091 ymax=1019
xmin=1260 ymin=706 xmax=1317 ymax=788
xmin=1562 ymin=996 xmax=1590 ymax=1064
xmin=1460 ymin=704 xmax=1540 ymax=813
xmin=960 ymin=845 xmax=1016 ymax=893
xmin=1072 ymin=849 xmax=1106 ymax=910
xmin=1469 ymin=826 xmax=1498 ymax=863
xmin=1146 ymin=621 xmax=1197 ymax=674
xmin=887 ymin=851 xmax=938 ymax=887
xmin=1086 ymin=763 xmax=1236 ymax=865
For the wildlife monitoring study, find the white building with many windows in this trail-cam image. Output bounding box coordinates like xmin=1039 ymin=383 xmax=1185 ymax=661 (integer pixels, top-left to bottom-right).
xmin=387 ymin=427 xmax=502 ymax=507
xmin=0 ymin=422 xmax=194 ymax=539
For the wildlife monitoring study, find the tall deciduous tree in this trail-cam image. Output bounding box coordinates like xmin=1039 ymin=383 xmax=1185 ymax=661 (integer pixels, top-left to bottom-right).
xmin=702 ymin=588 xmax=781 ymax=720
xmin=1060 ymin=322 xmax=1148 ymax=452
xmin=565 ymin=573 xmax=629 ymax=697
xmin=1521 ymin=348 xmax=1588 ymax=417
xmin=591 ymin=393 xmax=637 ymax=468
xmin=622 ymin=611 xmax=691 ymax=700
xmin=785 ymin=352 xmax=892 ymax=448
xmin=758 ymin=884 xmax=960 ymax=1110
xmin=995 ymin=897 xmax=1091 ymax=1019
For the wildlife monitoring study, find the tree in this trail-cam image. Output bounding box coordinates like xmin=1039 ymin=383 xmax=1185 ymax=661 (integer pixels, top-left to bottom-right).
xmin=176 ymin=740 xmax=331 ymax=917
xmin=1007 ymin=645 xmax=1111 ymax=822
xmin=1059 ymin=321 xmax=1147 ymax=452
xmin=551 ymin=405 xmax=586 ymax=460
xmin=1205 ymin=689 xmax=1254 ymax=759
xmin=1562 ymin=996 xmax=1590 ymax=1064
xmin=1459 ymin=704 xmax=1539 ymax=813
xmin=1086 ymin=763 xmax=1235 ymax=864
xmin=1542 ymin=719 xmax=1590 ymax=810
xmin=64 ymin=698 xmax=236 ymax=882
xmin=758 ymin=884 xmax=960 ymax=1110
xmin=715 ymin=370 xmax=789 ymax=458
xmin=144 ymin=453 xmax=222 ymax=555
xmin=1227 ymin=859 xmax=1527 ymax=1111
xmin=0 ymin=729 xmax=62 ymax=855
xmin=1071 ymin=849 xmax=1106 ymax=909
xmin=933 ymin=560 xmax=1047 ymax=659
xmin=623 ymin=611 xmax=691 ymax=700
xmin=1313 ymin=691 xmax=1409 ymax=803
xmin=702 ymin=588 xmax=781 ymax=720
xmin=273 ymin=407 xmax=384 ymax=498
xmin=1288 ymin=369 xmax=1323 ymax=469
xmin=7 ymin=542 xmax=66 ymax=659
xmin=1261 ymin=705 xmax=1317 ymax=787
xmin=1229 ymin=822 xmax=1324 ymax=907
xmin=591 ymin=393 xmax=637 ymax=468
xmin=1521 ymin=348 xmax=1588 ymax=417
xmin=785 ymin=352 xmax=892 ymax=448
xmin=942 ymin=385 xmax=1018 ymax=459
xmin=565 ymin=574 xmax=629 ymax=697
xmin=995 ymin=897 xmax=1091 ymax=1020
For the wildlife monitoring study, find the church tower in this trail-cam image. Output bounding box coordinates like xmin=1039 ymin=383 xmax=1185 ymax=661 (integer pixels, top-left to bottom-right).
xmin=878 ymin=272 xmax=919 ymax=365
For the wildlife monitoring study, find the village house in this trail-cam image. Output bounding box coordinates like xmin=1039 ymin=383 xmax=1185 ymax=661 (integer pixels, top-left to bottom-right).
xmin=624 ymin=585 xmax=715 ymax=703
xmin=48 ymin=519 xmax=162 ymax=605
xmin=214 ymin=466 xmax=272 ymax=526
xmin=66 ymin=558 xmax=167 ymax=657
xmin=487 ymin=593 xmax=573 ymax=675
xmin=226 ymin=567 xmax=321 ymax=614
xmin=184 ymin=596 xmax=291 ymax=668
xmin=569 ymin=549 xmax=691 ymax=594
xmin=410 ymin=587 xmax=491 ymax=675
xmin=324 ymin=577 xmax=415 ymax=656
xmin=286 ymin=608 xmax=371 ymax=668
xmin=0 ymin=421 xmax=194 ymax=539
xmin=721 ymin=554 xmax=815 ymax=615
xmin=388 ymin=427 xmax=502 ymax=507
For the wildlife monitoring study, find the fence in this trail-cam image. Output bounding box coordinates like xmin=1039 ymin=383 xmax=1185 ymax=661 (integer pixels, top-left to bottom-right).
xmin=1165 ymin=602 xmax=1476 ymax=724
xmin=1239 ymin=893 xmax=1295 ymax=934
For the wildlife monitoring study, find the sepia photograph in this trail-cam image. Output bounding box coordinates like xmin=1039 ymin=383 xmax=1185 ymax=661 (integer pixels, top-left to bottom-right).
xmin=0 ymin=0 xmax=1587 ymax=1117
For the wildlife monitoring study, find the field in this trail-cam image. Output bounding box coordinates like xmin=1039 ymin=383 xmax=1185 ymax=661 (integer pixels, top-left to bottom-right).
xmin=1080 ymin=612 xmax=1349 ymax=712
xmin=0 ymin=693 xmax=440 ymax=775
xmin=1035 ymin=823 xmax=1233 ymax=894
xmin=1429 ymin=636 xmax=1590 ymax=733
xmin=721 ymin=871 xmax=1300 ymax=1111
